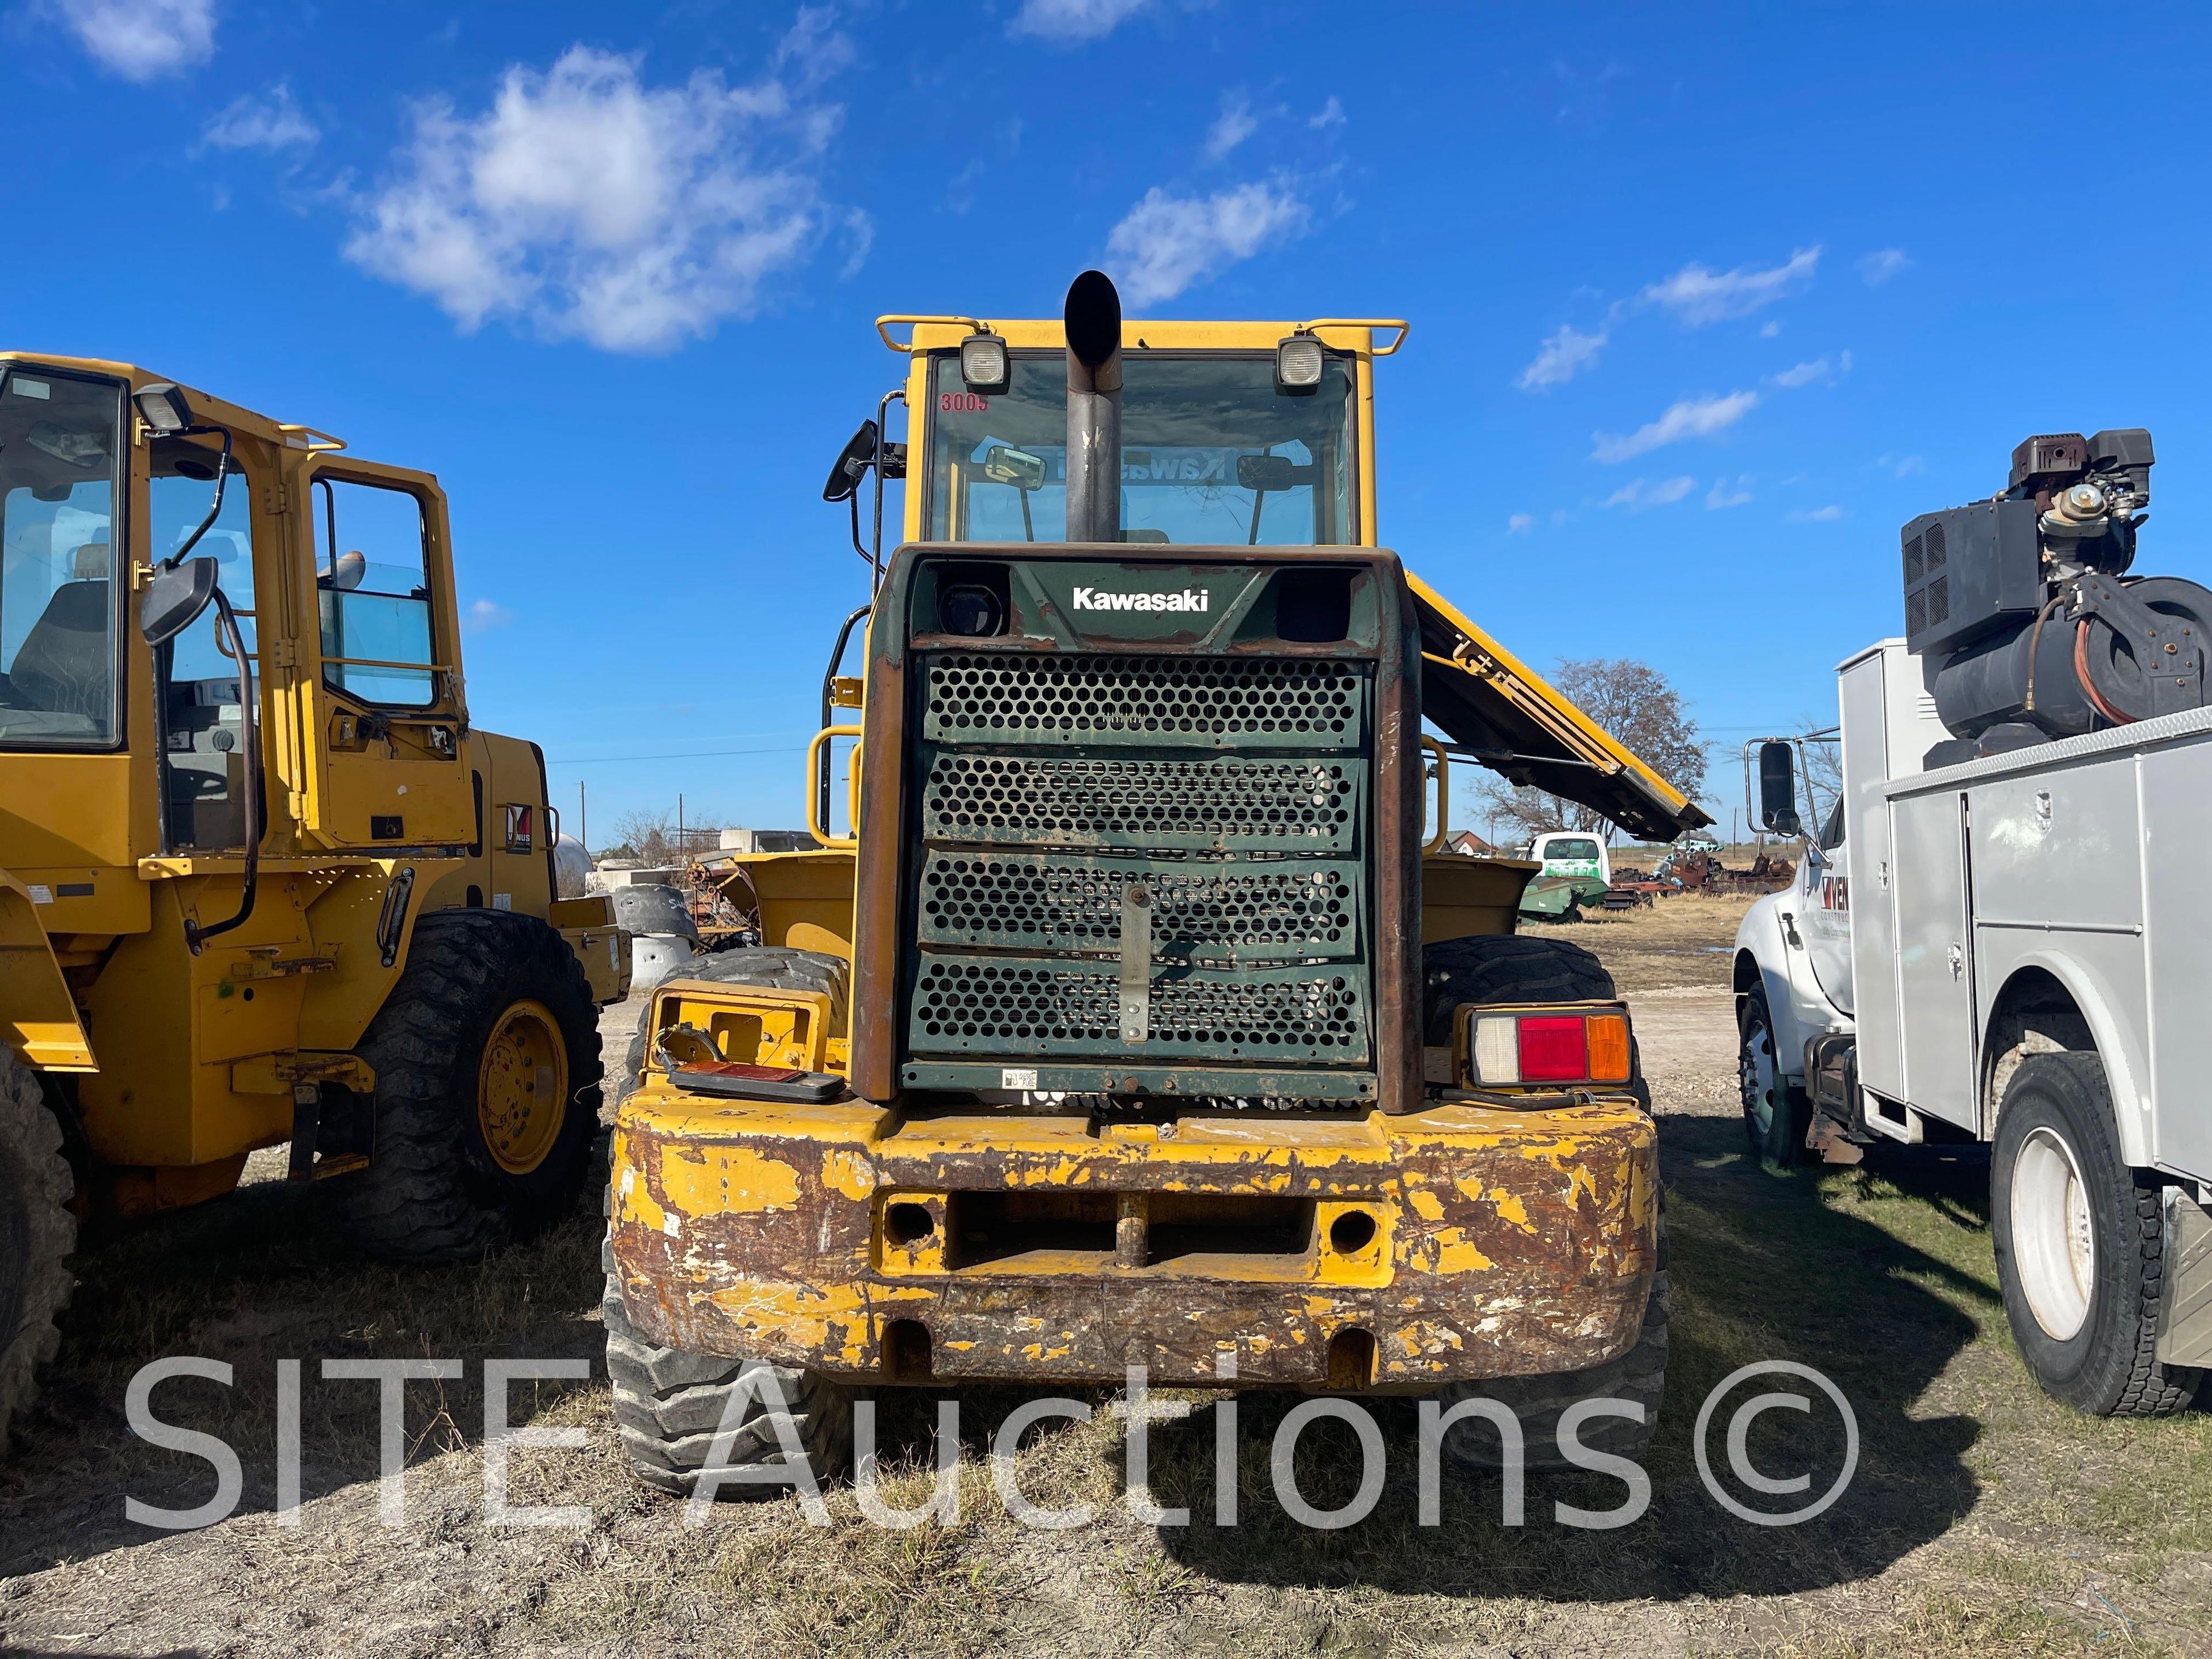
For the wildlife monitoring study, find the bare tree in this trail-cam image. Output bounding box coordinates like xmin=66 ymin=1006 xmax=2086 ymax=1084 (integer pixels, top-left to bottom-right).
xmin=610 ymin=808 xmax=678 ymax=866
xmin=1474 ymin=657 xmax=1707 ymax=844
xmin=1793 ymin=713 xmax=1843 ymax=838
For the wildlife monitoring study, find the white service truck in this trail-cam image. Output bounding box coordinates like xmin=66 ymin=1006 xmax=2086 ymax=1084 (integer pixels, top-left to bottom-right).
xmin=1733 ymin=427 xmax=2212 ymax=1419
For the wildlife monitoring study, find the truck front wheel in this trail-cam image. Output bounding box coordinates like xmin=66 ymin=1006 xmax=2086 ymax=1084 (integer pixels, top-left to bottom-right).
xmin=1737 ymin=986 xmax=1808 ymax=1168
xmin=1992 ymin=1052 xmax=2202 ymax=1416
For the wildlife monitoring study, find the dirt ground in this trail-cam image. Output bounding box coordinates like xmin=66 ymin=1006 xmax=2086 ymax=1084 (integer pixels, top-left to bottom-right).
xmin=4 ymin=894 xmax=2209 ymax=1658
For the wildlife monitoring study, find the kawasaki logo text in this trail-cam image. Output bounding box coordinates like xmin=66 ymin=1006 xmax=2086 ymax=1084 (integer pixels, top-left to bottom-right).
xmin=1070 ymin=587 xmax=1211 ymax=613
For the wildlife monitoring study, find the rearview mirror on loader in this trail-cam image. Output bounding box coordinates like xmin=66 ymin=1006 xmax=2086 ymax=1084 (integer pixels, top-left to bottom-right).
xmin=1758 ymin=740 xmax=1802 ymax=837
xmin=822 ymin=420 xmax=880 ymax=503
xmin=139 ymin=556 xmax=221 ymax=646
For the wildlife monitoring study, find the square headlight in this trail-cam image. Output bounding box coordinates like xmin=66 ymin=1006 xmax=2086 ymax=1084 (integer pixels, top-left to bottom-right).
xmin=960 ymin=331 xmax=1009 ymax=395
xmin=1275 ymin=334 xmax=1325 ymax=394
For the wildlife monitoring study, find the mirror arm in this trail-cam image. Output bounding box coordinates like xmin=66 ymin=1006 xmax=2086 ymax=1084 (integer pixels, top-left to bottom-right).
xmin=164 ymin=425 xmax=234 ymax=571
xmin=870 ymin=387 xmax=904 ymax=592
xmin=184 ymin=586 xmax=260 ymax=954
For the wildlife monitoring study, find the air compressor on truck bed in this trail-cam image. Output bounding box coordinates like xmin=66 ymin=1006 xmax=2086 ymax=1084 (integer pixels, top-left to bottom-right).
xmin=598 ymin=272 xmax=1711 ymax=1496
xmin=1737 ymin=428 xmax=2212 ymax=1418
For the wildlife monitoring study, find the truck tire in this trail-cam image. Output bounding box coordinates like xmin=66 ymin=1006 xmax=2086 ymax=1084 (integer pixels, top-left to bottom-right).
xmin=1737 ymin=986 xmax=1808 ymax=1167
xmin=1991 ymin=1052 xmax=2203 ymax=1417
xmin=1 ymin=1051 xmax=74 ymax=1452
xmin=603 ymin=1231 xmax=853 ymax=1498
xmin=617 ymin=946 xmax=850 ymax=1101
xmin=334 ymin=910 xmax=603 ymax=1262
xmin=1421 ymin=933 xmax=1649 ymax=1111
xmin=1433 ymin=1217 xmax=1671 ymax=1472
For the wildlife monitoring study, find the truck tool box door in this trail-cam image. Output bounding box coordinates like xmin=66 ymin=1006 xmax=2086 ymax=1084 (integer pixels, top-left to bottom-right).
xmin=1890 ymin=789 xmax=1978 ymax=1128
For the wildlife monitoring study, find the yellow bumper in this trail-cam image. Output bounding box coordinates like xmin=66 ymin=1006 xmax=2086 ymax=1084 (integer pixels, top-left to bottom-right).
xmin=608 ymin=1088 xmax=1658 ymax=1391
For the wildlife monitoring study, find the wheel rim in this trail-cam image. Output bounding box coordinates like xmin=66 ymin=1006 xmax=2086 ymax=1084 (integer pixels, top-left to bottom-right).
xmin=477 ymin=999 xmax=568 ymax=1176
xmin=2010 ymin=1124 xmax=2096 ymax=1340
xmin=1740 ymin=1015 xmax=1778 ymax=1138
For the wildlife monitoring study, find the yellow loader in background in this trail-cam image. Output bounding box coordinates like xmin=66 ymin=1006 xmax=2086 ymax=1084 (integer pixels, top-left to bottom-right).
xmin=1 ymin=355 xmax=628 ymax=1449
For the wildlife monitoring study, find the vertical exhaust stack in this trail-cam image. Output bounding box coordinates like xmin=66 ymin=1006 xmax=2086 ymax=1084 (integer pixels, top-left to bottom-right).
xmin=1064 ymin=270 xmax=1123 ymax=543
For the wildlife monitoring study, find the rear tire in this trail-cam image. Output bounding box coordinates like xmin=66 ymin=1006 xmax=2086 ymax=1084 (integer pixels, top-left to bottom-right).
xmin=617 ymin=946 xmax=849 ymax=1101
xmin=1 ymin=1050 xmax=74 ymax=1453
xmin=1737 ymin=986 xmax=1808 ymax=1167
xmin=1991 ymin=1052 xmax=2202 ymax=1416
xmin=334 ymin=910 xmax=603 ymax=1262
xmin=603 ymin=1232 xmax=853 ymax=1498
xmin=1434 ymin=1218 xmax=1671 ymax=1471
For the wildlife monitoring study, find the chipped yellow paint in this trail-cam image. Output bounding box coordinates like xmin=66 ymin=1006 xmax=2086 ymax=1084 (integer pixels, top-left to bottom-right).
xmin=1407 ymin=1188 xmax=1445 ymax=1221
xmin=1426 ymin=1228 xmax=1497 ymax=1274
xmin=821 ymin=1148 xmax=877 ymax=1200
xmin=657 ymin=1145 xmax=802 ymax=1216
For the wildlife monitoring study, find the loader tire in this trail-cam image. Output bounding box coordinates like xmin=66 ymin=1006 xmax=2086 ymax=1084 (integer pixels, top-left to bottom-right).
xmin=617 ymin=946 xmax=849 ymax=1102
xmin=1 ymin=1050 xmax=74 ymax=1452
xmin=1431 ymin=1217 xmax=1671 ymax=1472
xmin=335 ymin=909 xmax=603 ymax=1262
xmin=603 ymin=1232 xmax=853 ymax=1498
xmin=1421 ymin=933 xmax=1649 ymax=1110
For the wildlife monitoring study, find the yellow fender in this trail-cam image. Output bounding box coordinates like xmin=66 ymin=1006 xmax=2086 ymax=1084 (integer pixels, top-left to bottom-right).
xmin=0 ymin=869 xmax=96 ymax=1071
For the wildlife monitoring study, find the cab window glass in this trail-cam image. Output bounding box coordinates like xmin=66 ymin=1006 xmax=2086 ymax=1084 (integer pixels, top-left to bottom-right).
xmin=315 ymin=477 xmax=434 ymax=707
xmin=0 ymin=369 xmax=122 ymax=747
xmin=149 ymin=440 xmax=257 ymax=849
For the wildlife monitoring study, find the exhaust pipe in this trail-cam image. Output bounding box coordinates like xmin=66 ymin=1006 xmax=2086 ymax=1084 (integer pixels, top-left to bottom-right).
xmin=1064 ymin=270 xmax=1122 ymax=543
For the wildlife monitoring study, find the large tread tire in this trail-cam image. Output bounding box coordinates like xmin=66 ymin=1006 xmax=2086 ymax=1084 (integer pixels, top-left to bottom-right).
xmin=1 ymin=1050 xmax=74 ymax=1453
xmin=617 ymin=946 xmax=849 ymax=1102
xmin=1421 ymin=933 xmax=1617 ymax=1045
xmin=1738 ymin=986 xmax=1809 ymax=1168
xmin=602 ymin=1232 xmax=853 ymax=1498
xmin=334 ymin=909 xmax=603 ymax=1262
xmin=1434 ymin=1218 xmax=1671 ymax=1472
xmin=1991 ymin=1052 xmax=2203 ymax=1417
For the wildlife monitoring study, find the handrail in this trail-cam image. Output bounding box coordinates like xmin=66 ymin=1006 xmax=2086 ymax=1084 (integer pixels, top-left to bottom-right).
xmin=1421 ymin=735 xmax=1450 ymax=854
xmin=806 ymin=725 xmax=863 ymax=849
xmin=1297 ymin=319 xmax=1411 ymax=355
xmin=876 ymin=315 xmax=987 ymax=353
xmin=276 ymin=422 xmax=347 ymax=452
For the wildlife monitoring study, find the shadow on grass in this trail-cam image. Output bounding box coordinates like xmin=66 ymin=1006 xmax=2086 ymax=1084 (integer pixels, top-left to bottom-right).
xmin=0 ymin=1169 xmax=606 ymax=1578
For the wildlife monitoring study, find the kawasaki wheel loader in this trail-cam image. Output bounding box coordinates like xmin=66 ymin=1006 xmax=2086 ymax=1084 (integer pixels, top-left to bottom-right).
xmin=0 ymin=357 xmax=628 ymax=1450
xmin=602 ymin=274 xmax=1709 ymax=1497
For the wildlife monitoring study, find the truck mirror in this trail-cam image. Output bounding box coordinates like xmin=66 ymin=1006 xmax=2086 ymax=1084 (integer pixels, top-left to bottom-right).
xmin=982 ymin=445 xmax=1046 ymax=491
xmin=1758 ymin=740 xmax=1802 ymax=836
xmin=1236 ymin=453 xmax=1297 ymax=492
xmin=139 ymin=556 xmax=221 ymax=646
xmin=821 ymin=419 xmax=880 ymax=503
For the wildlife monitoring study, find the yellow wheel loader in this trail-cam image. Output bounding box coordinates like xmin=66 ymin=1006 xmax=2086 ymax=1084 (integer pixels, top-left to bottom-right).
xmin=0 ymin=356 xmax=628 ymax=1448
xmin=603 ymin=274 xmax=1708 ymax=1497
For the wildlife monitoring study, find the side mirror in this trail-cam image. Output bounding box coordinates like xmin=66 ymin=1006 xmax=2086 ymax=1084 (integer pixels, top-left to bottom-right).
xmin=140 ymin=556 xmax=220 ymax=646
xmin=1758 ymin=740 xmax=1802 ymax=837
xmin=982 ymin=445 xmax=1046 ymax=491
xmin=1237 ymin=453 xmax=1298 ymax=492
xmin=821 ymin=420 xmax=880 ymax=503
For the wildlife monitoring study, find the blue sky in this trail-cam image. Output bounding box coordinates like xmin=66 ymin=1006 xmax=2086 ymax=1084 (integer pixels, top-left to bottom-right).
xmin=9 ymin=1 xmax=2211 ymax=843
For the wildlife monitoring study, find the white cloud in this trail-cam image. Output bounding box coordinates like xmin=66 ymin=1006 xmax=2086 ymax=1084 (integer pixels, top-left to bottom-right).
xmin=345 ymin=24 xmax=851 ymax=353
xmin=1507 ymin=512 xmax=1535 ymax=534
xmin=1009 ymin=0 xmax=1149 ymax=43
xmin=1516 ymin=324 xmax=1606 ymax=392
xmin=1760 ymin=320 xmax=1782 ymax=338
xmin=1707 ymin=475 xmax=1753 ymax=509
xmin=1787 ymin=504 xmax=1844 ymax=522
xmin=1105 ymin=180 xmax=1304 ymax=306
xmin=1641 ymin=246 xmax=1820 ymax=326
xmin=1877 ymin=453 xmax=1925 ymax=478
xmin=1601 ymin=476 xmax=1695 ymax=511
xmin=1858 ymin=248 xmax=1910 ymax=286
xmin=464 ymin=599 xmax=512 ymax=632
xmin=1203 ymin=92 xmax=1255 ymax=162
xmin=1592 ymin=390 xmax=1758 ymax=464
xmin=1309 ymin=95 xmax=1345 ymax=130
xmin=1771 ymin=357 xmax=1833 ymax=388
xmin=51 ymin=0 xmax=214 ymax=81
xmin=203 ymin=82 xmax=319 ymax=151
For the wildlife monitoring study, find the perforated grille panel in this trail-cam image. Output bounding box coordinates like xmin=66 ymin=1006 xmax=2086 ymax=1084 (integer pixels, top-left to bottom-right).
xmin=910 ymin=955 xmax=1370 ymax=1062
xmin=918 ymin=853 xmax=1359 ymax=963
xmin=920 ymin=750 xmax=1360 ymax=851
xmin=922 ymin=653 xmax=1365 ymax=749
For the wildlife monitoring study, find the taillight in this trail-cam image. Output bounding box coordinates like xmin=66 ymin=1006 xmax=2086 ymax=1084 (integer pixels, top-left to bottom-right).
xmin=1459 ymin=1005 xmax=1634 ymax=1090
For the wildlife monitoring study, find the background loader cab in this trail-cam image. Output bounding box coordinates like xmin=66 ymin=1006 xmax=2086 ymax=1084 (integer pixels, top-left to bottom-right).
xmin=1 ymin=355 xmax=627 ymax=1452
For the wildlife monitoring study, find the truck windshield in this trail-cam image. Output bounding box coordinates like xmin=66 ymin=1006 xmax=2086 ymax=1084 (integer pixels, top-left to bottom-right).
xmin=1546 ymin=838 xmax=1602 ymax=861
xmin=926 ymin=352 xmax=1357 ymax=546
xmin=0 ymin=368 xmax=123 ymax=748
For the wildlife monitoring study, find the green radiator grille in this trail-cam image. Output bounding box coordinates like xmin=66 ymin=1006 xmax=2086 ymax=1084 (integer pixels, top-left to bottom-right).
xmin=922 ymin=653 xmax=1363 ymax=748
xmin=919 ymin=750 xmax=1359 ymax=851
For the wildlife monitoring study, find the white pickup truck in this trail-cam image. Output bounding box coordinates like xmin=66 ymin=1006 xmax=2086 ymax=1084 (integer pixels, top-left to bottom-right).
xmin=1735 ymin=636 xmax=2212 ymax=1418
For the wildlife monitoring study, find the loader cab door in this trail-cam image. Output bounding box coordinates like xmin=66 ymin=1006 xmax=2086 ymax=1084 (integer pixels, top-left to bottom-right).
xmin=295 ymin=461 xmax=474 ymax=849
